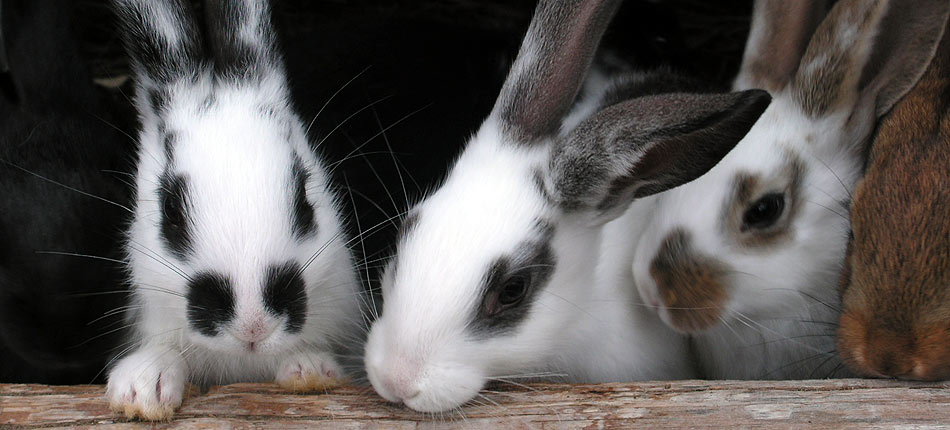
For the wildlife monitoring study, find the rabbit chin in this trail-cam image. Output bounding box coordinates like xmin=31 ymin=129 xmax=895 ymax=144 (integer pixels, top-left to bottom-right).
xmin=185 ymin=328 xmax=298 ymax=356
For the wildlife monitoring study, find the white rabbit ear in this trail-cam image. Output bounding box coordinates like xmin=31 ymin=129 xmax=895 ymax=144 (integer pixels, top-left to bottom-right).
xmin=204 ymin=0 xmax=285 ymax=84
xmin=114 ymin=0 xmax=204 ymax=86
xmin=491 ymin=0 xmax=622 ymax=144
xmin=791 ymin=0 xmax=949 ymax=120
xmin=734 ymin=0 xmax=829 ymax=92
xmin=547 ymin=89 xmax=772 ymax=226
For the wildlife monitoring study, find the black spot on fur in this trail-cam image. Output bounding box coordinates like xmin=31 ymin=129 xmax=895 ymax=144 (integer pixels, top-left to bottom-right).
xmin=469 ymin=221 xmax=556 ymax=337
xmin=148 ymin=88 xmax=169 ymax=115
xmin=263 ymin=262 xmax=307 ymax=333
xmin=158 ymin=173 xmax=192 ymax=259
xmin=186 ymin=271 xmax=235 ymax=336
xmin=162 ymin=131 xmax=176 ymax=162
xmin=116 ymin=0 xmax=204 ymax=85
xmin=291 ymin=157 xmax=316 ymax=238
xmin=204 ymin=0 xmax=279 ymax=82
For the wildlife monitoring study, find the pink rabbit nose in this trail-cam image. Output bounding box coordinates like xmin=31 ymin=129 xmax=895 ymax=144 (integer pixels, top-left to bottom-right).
xmin=381 ymin=374 xmax=421 ymax=403
xmin=234 ymin=317 xmax=274 ymax=344
xmin=372 ymin=361 xmax=422 ymax=403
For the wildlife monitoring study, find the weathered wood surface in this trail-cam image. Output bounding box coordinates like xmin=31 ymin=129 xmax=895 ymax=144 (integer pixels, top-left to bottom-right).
xmin=2 ymin=379 xmax=949 ymax=429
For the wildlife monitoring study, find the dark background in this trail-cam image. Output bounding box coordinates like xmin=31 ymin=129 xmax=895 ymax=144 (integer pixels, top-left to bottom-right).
xmin=78 ymin=0 xmax=753 ymax=293
xmin=0 ymin=0 xmax=755 ymax=384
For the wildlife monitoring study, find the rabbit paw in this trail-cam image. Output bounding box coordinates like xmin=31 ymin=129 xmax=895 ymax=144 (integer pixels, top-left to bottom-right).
xmin=276 ymin=351 xmax=346 ymax=392
xmin=106 ymin=346 xmax=187 ymax=421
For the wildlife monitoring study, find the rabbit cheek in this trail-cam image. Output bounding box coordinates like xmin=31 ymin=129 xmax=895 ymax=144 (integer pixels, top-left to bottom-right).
xmin=262 ymin=262 xmax=307 ymax=334
xmin=186 ymin=272 xmax=236 ymax=338
xmin=649 ymin=229 xmax=729 ymax=333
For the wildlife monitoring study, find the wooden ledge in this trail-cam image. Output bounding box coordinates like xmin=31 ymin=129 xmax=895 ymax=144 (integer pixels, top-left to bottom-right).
xmin=2 ymin=379 xmax=949 ymax=429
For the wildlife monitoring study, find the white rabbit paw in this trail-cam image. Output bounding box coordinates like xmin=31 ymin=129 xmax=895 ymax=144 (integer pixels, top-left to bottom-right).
xmin=105 ymin=347 xmax=188 ymax=421
xmin=276 ymin=350 xmax=346 ymax=392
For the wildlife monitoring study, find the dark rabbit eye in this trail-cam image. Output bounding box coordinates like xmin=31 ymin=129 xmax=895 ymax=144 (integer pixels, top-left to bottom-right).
xmin=159 ymin=174 xmax=193 ymax=258
xmin=743 ymin=193 xmax=785 ymax=229
xmin=498 ymin=276 xmax=529 ymax=307
xmin=162 ymin=189 xmax=186 ymax=229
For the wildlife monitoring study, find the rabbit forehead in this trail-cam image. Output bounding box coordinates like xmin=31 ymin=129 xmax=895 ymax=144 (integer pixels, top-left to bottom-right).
xmin=384 ymin=131 xmax=554 ymax=335
xmin=161 ymin=96 xmax=309 ymax=269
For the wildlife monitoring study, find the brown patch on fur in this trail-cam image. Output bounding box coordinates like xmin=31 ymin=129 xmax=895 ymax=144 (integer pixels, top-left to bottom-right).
xmin=721 ymin=151 xmax=805 ymax=248
xmin=650 ymin=229 xmax=730 ymax=332
xmin=792 ymin=0 xmax=888 ymax=117
xmin=838 ymin=24 xmax=950 ymax=380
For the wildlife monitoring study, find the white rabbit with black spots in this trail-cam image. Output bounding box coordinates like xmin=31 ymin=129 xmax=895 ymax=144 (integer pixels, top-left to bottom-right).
xmin=106 ymin=0 xmax=363 ymax=420
xmin=364 ymin=0 xmax=772 ymax=413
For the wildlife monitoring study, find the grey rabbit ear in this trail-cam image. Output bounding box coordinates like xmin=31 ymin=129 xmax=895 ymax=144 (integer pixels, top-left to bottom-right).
xmin=490 ymin=0 xmax=622 ymax=144
xmin=548 ymin=89 xmax=772 ymax=225
xmin=114 ymin=0 xmax=204 ymax=86
xmin=203 ymin=0 xmax=284 ymax=83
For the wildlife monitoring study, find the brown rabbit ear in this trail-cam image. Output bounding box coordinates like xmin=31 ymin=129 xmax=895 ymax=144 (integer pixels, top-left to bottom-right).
xmin=546 ymin=89 xmax=772 ymax=226
xmin=734 ymin=0 xmax=830 ymax=93
xmin=791 ymin=0 xmax=949 ymax=120
xmin=490 ymin=0 xmax=622 ymax=145
xmin=857 ymin=0 xmax=950 ymax=118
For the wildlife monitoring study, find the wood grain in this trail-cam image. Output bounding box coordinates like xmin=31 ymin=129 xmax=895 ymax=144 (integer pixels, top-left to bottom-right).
xmin=2 ymin=379 xmax=949 ymax=429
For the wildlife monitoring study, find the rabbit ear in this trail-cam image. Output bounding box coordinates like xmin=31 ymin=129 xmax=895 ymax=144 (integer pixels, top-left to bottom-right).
xmin=734 ymin=0 xmax=829 ymax=93
xmin=114 ymin=0 xmax=204 ymax=86
xmin=855 ymin=0 xmax=950 ymax=118
xmin=204 ymin=0 xmax=285 ymax=84
xmin=791 ymin=0 xmax=949 ymax=120
xmin=491 ymin=0 xmax=622 ymax=144
xmin=547 ymin=89 xmax=772 ymax=226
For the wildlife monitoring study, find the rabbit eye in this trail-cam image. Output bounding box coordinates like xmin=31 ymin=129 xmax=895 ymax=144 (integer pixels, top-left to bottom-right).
xmin=743 ymin=192 xmax=785 ymax=230
xmin=159 ymin=173 xmax=192 ymax=258
xmin=498 ymin=276 xmax=529 ymax=307
xmin=162 ymin=189 xmax=186 ymax=229
xmin=483 ymin=275 xmax=531 ymax=317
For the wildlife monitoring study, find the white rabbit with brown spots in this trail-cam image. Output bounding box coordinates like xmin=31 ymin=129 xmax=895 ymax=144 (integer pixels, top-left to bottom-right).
xmin=624 ymin=0 xmax=949 ymax=379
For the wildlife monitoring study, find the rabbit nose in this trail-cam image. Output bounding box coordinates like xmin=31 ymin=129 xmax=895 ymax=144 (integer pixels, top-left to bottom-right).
xmin=371 ymin=360 xmax=422 ymax=403
xmin=235 ymin=317 xmax=275 ymax=344
xmin=382 ymin=375 xmax=421 ymax=403
xmin=858 ymin=326 xmax=950 ymax=381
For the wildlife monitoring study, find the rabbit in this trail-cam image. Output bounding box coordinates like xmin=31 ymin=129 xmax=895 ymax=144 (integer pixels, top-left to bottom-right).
xmin=0 ymin=0 xmax=135 ymax=384
xmin=626 ymin=0 xmax=949 ymax=380
xmin=363 ymin=0 xmax=772 ymax=413
xmin=105 ymin=0 xmax=364 ymax=420
xmin=836 ymin=20 xmax=950 ymax=380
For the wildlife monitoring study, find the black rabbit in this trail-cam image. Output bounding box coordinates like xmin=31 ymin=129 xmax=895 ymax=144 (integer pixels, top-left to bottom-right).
xmin=0 ymin=0 xmax=135 ymax=384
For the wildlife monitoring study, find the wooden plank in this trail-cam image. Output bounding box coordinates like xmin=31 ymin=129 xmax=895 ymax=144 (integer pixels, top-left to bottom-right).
xmin=2 ymin=379 xmax=949 ymax=429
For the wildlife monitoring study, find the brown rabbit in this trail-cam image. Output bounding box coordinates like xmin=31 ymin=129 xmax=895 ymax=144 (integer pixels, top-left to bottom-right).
xmin=837 ymin=18 xmax=950 ymax=380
